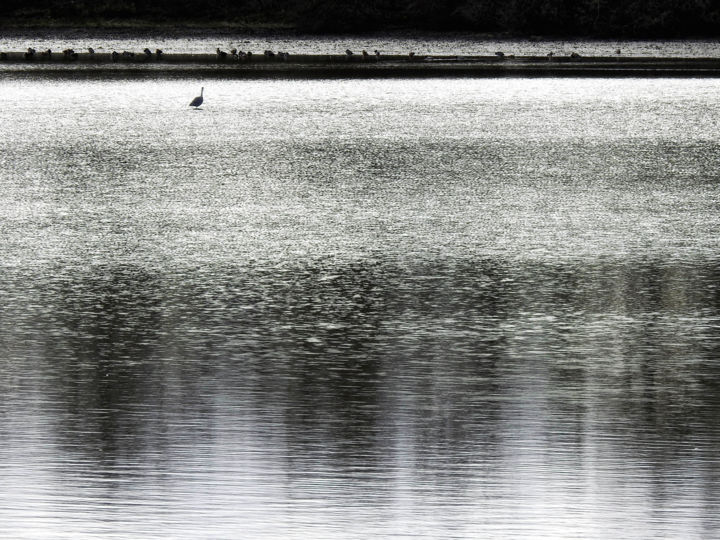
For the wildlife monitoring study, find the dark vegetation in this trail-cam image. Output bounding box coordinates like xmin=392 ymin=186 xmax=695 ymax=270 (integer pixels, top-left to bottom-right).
xmin=1 ymin=0 xmax=719 ymax=37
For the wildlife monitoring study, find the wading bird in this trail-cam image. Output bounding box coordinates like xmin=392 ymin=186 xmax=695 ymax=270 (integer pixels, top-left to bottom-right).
xmin=189 ymin=87 xmax=204 ymax=108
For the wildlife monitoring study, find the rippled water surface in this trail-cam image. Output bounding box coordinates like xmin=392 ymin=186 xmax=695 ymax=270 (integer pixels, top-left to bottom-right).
xmin=1 ymin=76 xmax=720 ymax=539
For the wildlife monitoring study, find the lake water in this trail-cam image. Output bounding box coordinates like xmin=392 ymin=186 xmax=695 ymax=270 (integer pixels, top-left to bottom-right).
xmin=1 ymin=75 xmax=720 ymax=539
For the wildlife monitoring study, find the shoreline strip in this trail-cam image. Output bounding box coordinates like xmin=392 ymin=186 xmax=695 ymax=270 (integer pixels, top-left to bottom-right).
xmin=3 ymin=52 xmax=720 ymax=77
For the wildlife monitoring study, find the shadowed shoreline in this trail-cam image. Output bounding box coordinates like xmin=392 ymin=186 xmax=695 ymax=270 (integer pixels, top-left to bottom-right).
xmin=5 ymin=51 xmax=720 ymax=77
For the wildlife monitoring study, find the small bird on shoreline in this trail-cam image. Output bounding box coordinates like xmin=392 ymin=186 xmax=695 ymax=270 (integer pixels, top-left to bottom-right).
xmin=189 ymin=87 xmax=204 ymax=109
xmin=62 ymin=48 xmax=78 ymax=61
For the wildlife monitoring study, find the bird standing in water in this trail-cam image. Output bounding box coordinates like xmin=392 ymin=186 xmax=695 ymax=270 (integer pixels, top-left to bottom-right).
xmin=189 ymin=87 xmax=204 ymax=108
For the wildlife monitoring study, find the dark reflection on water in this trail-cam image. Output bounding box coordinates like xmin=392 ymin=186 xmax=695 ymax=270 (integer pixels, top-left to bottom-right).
xmin=1 ymin=257 xmax=720 ymax=536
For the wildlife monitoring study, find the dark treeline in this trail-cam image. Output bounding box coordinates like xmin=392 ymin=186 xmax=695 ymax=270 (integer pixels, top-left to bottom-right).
xmin=1 ymin=0 xmax=719 ymax=37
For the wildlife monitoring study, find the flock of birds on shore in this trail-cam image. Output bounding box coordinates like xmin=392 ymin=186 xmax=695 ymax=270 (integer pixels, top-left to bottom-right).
xmin=1 ymin=46 xmax=624 ymax=63
xmin=13 ymin=46 xmax=165 ymax=61
xmin=0 ymin=46 xmax=164 ymax=61
xmin=8 ymin=46 xmax=402 ymax=62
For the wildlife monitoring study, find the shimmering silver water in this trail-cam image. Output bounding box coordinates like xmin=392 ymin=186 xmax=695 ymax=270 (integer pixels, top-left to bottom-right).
xmin=1 ymin=76 xmax=719 ymax=539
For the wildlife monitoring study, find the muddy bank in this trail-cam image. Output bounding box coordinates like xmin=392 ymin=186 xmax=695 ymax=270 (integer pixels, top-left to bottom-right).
xmin=3 ymin=51 xmax=720 ymax=77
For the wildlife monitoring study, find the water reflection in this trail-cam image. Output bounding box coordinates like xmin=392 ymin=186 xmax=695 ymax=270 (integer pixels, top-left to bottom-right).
xmin=1 ymin=256 xmax=720 ymax=537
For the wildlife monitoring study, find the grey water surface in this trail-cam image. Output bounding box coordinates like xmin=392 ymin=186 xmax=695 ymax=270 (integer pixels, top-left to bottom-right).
xmin=1 ymin=76 xmax=720 ymax=539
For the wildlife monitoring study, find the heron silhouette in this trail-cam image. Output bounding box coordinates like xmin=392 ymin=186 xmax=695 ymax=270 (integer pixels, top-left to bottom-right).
xmin=189 ymin=87 xmax=204 ymax=109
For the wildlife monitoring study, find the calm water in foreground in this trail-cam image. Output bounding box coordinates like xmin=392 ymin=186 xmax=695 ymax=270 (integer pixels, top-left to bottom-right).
xmin=0 ymin=76 xmax=719 ymax=538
